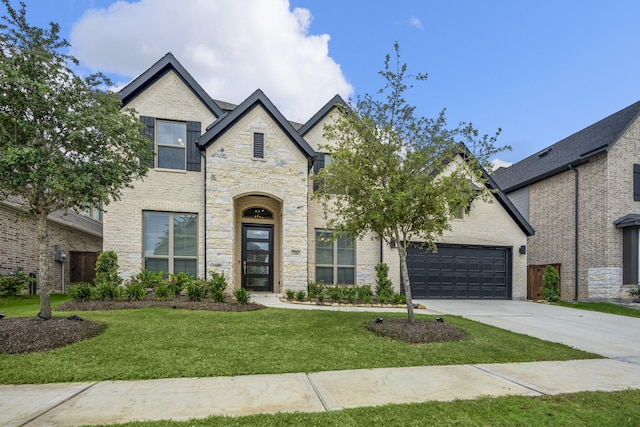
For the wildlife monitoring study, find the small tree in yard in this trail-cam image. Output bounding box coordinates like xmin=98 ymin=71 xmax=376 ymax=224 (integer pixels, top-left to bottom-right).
xmin=0 ymin=1 xmax=152 ymax=318
xmin=314 ymin=43 xmax=507 ymax=322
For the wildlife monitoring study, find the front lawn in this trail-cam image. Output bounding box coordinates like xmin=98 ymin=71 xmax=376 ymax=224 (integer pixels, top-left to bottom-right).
xmin=0 ymin=295 xmax=597 ymax=384
xmin=556 ymin=300 xmax=640 ymax=318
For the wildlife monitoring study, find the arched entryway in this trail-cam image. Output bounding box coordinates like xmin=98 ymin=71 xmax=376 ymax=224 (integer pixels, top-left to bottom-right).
xmin=234 ymin=195 xmax=282 ymax=292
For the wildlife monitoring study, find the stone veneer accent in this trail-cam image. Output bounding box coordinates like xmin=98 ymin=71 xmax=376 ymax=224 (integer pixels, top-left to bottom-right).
xmin=588 ymin=267 xmax=623 ymax=299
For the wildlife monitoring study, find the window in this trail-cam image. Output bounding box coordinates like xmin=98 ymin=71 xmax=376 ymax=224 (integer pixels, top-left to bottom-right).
xmin=254 ymin=133 xmax=264 ymax=159
xmin=157 ymin=120 xmax=186 ymax=170
xmin=315 ymin=229 xmax=355 ymax=284
xmin=313 ymin=153 xmax=332 ymax=191
xmin=634 ymin=164 xmax=640 ymax=201
xmin=144 ymin=212 xmax=197 ymax=276
xmin=80 ymin=205 xmax=102 ymax=222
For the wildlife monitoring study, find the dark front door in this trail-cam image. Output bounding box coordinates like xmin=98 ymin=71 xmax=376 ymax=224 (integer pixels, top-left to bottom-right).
xmin=242 ymin=224 xmax=274 ymax=291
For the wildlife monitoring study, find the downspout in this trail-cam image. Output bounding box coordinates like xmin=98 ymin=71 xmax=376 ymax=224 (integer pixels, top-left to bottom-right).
xmin=198 ymin=144 xmax=207 ymax=281
xmin=570 ymin=164 xmax=579 ymax=301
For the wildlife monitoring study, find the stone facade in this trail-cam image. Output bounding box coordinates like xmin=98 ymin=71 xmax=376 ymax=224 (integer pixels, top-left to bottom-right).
xmin=104 ymin=54 xmax=531 ymax=299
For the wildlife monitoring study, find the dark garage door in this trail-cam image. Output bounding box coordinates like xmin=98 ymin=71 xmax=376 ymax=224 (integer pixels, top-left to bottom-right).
xmin=406 ymin=244 xmax=511 ymax=299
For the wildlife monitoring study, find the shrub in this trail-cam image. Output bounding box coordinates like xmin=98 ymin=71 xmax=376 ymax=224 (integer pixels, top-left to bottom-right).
xmin=392 ymin=293 xmax=407 ymax=304
xmin=375 ymin=263 xmax=394 ymax=300
xmin=132 ymin=269 xmax=164 ymax=290
xmin=94 ymin=251 xmax=122 ymax=287
xmin=233 ymin=287 xmax=251 ymax=305
xmin=168 ymin=272 xmax=193 ymax=296
xmin=0 ymin=271 xmax=33 ymax=297
xmin=307 ymin=281 xmax=324 ymax=298
xmin=123 ymin=281 xmax=146 ymax=301
xmin=329 ymin=286 xmax=342 ymax=303
xmin=186 ymin=279 xmax=207 ymax=301
xmin=95 ymin=282 xmax=119 ymax=300
xmin=296 ymin=290 xmax=306 ymax=301
xmin=154 ymin=283 xmax=171 ymax=301
xmin=208 ymin=271 xmax=227 ymax=303
xmin=285 ymin=289 xmax=295 ymax=300
xmin=344 ymin=285 xmax=357 ymax=303
xmin=69 ymin=282 xmax=93 ymax=301
xmin=316 ymin=288 xmax=325 ymax=302
xmin=542 ymin=265 xmax=560 ymax=302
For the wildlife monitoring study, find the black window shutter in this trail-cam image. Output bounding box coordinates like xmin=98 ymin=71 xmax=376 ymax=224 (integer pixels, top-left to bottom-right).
xmin=634 ymin=164 xmax=640 ymax=201
xmin=140 ymin=116 xmax=155 ymax=168
xmin=254 ymin=133 xmax=264 ymax=159
xmin=313 ymin=153 xmax=325 ymax=191
xmin=186 ymin=121 xmax=202 ymax=172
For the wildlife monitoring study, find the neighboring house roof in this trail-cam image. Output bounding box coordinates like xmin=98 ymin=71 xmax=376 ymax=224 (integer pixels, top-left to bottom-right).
xmin=493 ymin=100 xmax=640 ymax=192
xmin=119 ymin=52 xmax=226 ymax=118
xmin=198 ymin=89 xmax=316 ymax=159
xmin=1 ymin=196 xmax=103 ymax=237
xmin=457 ymin=144 xmax=535 ymax=237
xmin=298 ymin=94 xmax=347 ymax=137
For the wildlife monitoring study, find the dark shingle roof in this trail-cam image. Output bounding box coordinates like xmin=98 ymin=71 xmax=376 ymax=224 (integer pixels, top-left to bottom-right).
xmin=198 ymin=89 xmax=315 ymax=159
xmin=298 ymin=94 xmax=347 ymax=136
xmin=493 ymin=100 xmax=640 ymax=192
xmin=119 ymin=53 xmax=225 ymax=118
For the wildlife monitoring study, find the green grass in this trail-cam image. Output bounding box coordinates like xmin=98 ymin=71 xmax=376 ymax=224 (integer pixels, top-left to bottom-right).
xmin=90 ymin=390 xmax=640 ymax=427
xmin=0 ymin=295 xmax=597 ymax=384
xmin=556 ymin=301 xmax=640 ymax=318
xmin=0 ymin=294 xmax=70 ymax=316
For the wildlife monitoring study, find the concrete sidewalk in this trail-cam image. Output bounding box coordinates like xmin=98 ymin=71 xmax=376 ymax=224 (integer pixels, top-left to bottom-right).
xmin=4 ymin=296 xmax=640 ymax=426
xmin=4 ymin=359 xmax=640 ymax=426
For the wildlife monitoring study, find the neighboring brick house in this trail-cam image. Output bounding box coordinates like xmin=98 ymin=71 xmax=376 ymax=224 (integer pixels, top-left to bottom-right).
xmin=105 ymin=53 xmax=533 ymax=299
xmin=0 ymin=196 xmax=102 ymax=292
xmin=493 ymin=100 xmax=640 ymax=301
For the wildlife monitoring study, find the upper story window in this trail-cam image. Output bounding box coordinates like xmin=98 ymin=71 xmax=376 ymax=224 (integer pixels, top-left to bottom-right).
xmin=157 ymin=120 xmax=187 ymax=170
xmin=634 ymin=164 xmax=640 ymax=201
xmin=140 ymin=116 xmax=202 ymax=172
xmin=313 ymin=153 xmax=332 ymax=191
xmin=79 ymin=205 xmax=102 ymax=222
xmin=254 ymin=133 xmax=264 ymax=159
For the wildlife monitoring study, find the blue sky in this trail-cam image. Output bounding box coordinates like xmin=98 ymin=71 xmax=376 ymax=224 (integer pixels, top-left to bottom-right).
xmin=14 ymin=0 xmax=640 ymax=164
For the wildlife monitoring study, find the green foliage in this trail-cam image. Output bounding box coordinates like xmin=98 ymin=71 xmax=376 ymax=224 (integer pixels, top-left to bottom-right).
xmin=154 ymin=283 xmax=171 ymax=301
xmin=392 ymin=293 xmax=407 ymax=304
xmin=0 ymin=271 xmax=33 ymax=297
xmin=542 ymin=265 xmax=560 ymax=302
xmin=69 ymin=282 xmax=93 ymax=302
xmin=168 ymin=272 xmax=192 ymax=296
xmin=375 ymin=263 xmax=394 ymax=300
xmin=123 ymin=281 xmax=146 ymax=301
xmin=316 ymin=288 xmax=325 ymax=302
xmin=285 ymin=289 xmax=296 ymax=300
xmin=186 ymin=279 xmax=207 ymax=302
xmin=344 ymin=285 xmax=357 ymax=303
xmin=313 ymin=43 xmax=506 ymax=321
xmin=94 ymin=251 xmax=122 ymax=287
xmin=95 ymin=282 xmax=119 ymax=300
xmin=233 ymin=287 xmax=251 ymax=305
xmin=0 ymin=1 xmax=152 ymax=317
xmin=329 ymin=286 xmax=343 ymax=303
xmin=132 ymin=269 xmax=164 ymax=289
xmin=295 ymin=290 xmax=306 ymax=301
xmin=207 ymin=271 xmax=227 ymax=303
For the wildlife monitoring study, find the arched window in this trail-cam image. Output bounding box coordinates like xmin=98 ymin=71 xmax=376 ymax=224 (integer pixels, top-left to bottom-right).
xmin=243 ymin=207 xmax=273 ymax=220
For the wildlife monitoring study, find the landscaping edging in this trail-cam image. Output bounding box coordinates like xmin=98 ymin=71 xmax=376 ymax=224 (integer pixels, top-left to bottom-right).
xmin=279 ymin=297 xmax=426 ymax=310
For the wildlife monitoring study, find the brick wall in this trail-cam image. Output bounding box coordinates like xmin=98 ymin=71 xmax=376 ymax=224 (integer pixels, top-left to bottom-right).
xmin=0 ymin=202 xmax=102 ymax=293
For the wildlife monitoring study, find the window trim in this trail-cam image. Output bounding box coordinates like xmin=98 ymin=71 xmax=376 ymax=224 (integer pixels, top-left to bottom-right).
xmin=143 ymin=211 xmax=198 ymax=276
xmin=156 ymin=120 xmax=187 ymax=171
xmin=315 ymin=229 xmax=355 ymax=285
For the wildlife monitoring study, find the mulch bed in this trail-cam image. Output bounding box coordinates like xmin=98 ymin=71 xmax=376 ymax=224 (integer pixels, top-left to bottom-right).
xmin=365 ymin=317 xmax=467 ymax=344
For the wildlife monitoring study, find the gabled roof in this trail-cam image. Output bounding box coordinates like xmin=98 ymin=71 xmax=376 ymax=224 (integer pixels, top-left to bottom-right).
xmin=493 ymin=100 xmax=640 ymax=192
xmin=297 ymin=94 xmax=348 ymax=136
xmin=457 ymin=143 xmax=535 ymax=236
xmin=198 ymin=89 xmax=315 ymax=159
xmin=119 ymin=52 xmax=225 ymax=118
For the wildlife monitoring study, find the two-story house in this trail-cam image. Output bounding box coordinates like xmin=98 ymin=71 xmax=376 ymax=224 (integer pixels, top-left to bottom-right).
xmin=493 ymin=100 xmax=640 ymax=301
xmin=104 ymin=53 xmax=533 ymax=300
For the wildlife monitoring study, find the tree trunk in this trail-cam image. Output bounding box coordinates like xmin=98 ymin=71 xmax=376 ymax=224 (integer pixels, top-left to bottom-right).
xmin=37 ymin=211 xmax=52 ymax=319
xmin=398 ymin=242 xmax=415 ymax=323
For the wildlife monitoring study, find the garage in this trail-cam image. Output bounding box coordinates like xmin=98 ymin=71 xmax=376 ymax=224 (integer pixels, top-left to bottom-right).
xmin=406 ymin=244 xmax=512 ymax=299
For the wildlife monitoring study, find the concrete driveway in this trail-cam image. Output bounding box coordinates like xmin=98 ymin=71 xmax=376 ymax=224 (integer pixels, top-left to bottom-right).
xmin=419 ymin=299 xmax=640 ymax=363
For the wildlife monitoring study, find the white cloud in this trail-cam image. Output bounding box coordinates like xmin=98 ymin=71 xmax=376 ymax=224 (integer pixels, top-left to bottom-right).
xmin=69 ymin=0 xmax=353 ymax=123
xmin=491 ymin=158 xmax=512 ymax=171
xmin=409 ymin=16 xmax=423 ymax=30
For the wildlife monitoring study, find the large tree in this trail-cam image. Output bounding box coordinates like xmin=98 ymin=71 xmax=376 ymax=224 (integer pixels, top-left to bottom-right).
xmin=314 ymin=43 xmax=507 ymax=322
xmin=0 ymin=0 xmax=152 ymax=318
